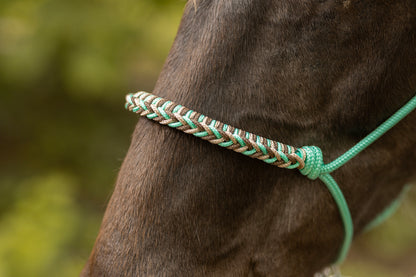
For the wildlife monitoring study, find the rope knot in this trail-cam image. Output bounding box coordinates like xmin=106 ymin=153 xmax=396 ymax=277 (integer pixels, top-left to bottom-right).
xmin=299 ymin=146 xmax=324 ymax=180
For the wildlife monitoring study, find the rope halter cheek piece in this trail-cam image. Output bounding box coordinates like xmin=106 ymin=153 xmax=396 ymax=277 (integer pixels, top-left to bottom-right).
xmin=125 ymin=91 xmax=416 ymax=265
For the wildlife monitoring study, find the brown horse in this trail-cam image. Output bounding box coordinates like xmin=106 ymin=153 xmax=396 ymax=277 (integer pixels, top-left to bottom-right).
xmin=82 ymin=0 xmax=416 ymax=276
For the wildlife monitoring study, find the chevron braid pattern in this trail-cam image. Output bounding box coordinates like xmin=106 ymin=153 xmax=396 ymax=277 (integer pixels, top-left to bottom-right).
xmin=125 ymin=91 xmax=306 ymax=169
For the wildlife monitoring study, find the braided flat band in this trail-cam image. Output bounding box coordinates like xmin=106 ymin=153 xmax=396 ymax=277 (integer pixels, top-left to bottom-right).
xmin=125 ymin=91 xmax=416 ymax=264
xmin=126 ymin=91 xmax=307 ymax=170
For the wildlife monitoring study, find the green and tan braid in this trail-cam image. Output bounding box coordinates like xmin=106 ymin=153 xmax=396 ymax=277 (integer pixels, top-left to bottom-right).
xmin=125 ymin=90 xmax=416 ymax=265
xmin=125 ymin=91 xmax=307 ymax=170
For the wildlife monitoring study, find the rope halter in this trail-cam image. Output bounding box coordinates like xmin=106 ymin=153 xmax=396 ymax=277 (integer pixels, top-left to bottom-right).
xmin=125 ymin=91 xmax=416 ymax=265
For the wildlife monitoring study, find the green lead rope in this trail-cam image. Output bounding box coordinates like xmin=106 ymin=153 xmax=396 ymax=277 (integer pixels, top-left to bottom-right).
xmin=298 ymin=94 xmax=416 ymax=264
xmin=125 ymin=91 xmax=416 ymax=265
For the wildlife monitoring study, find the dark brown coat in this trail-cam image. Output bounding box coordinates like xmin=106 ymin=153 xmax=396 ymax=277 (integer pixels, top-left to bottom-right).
xmin=82 ymin=1 xmax=416 ymax=276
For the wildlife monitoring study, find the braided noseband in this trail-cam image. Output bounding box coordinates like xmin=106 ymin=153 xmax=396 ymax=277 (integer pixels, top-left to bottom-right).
xmin=125 ymin=91 xmax=416 ymax=265
xmin=126 ymin=91 xmax=309 ymax=170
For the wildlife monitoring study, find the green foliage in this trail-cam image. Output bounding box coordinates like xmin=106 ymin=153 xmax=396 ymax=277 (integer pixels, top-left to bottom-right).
xmin=0 ymin=0 xmax=184 ymax=276
xmin=0 ymin=174 xmax=82 ymax=277
xmin=0 ymin=0 xmax=183 ymax=96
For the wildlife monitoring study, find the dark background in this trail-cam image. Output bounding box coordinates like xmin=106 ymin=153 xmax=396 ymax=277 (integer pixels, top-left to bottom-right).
xmin=0 ymin=0 xmax=415 ymax=276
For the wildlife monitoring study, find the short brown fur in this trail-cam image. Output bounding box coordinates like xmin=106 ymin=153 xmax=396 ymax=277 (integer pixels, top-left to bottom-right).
xmin=82 ymin=0 xmax=416 ymax=276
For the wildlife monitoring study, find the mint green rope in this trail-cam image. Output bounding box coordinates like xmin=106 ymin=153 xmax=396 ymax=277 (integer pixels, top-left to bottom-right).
xmin=298 ymin=94 xmax=416 ymax=264
xmin=126 ymin=91 xmax=416 ymax=265
xmin=319 ymin=174 xmax=353 ymax=264
xmin=322 ymin=96 xmax=416 ymax=174
xmin=298 ymin=146 xmax=353 ymax=263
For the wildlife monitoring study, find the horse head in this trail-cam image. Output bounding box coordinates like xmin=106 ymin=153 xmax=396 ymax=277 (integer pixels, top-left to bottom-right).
xmin=83 ymin=1 xmax=416 ymax=276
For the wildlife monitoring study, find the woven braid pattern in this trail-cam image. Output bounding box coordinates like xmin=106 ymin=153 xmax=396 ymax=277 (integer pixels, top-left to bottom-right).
xmin=125 ymin=90 xmax=416 ymax=266
xmin=126 ymin=91 xmax=306 ymax=169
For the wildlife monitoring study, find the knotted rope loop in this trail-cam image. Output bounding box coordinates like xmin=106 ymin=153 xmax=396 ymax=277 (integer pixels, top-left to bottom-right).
xmin=299 ymin=146 xmax=324 ymax=180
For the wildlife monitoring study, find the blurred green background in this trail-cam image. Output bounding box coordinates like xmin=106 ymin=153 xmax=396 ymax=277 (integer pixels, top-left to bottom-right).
xmin=0 ymin=0 xmax=415 ymax=276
